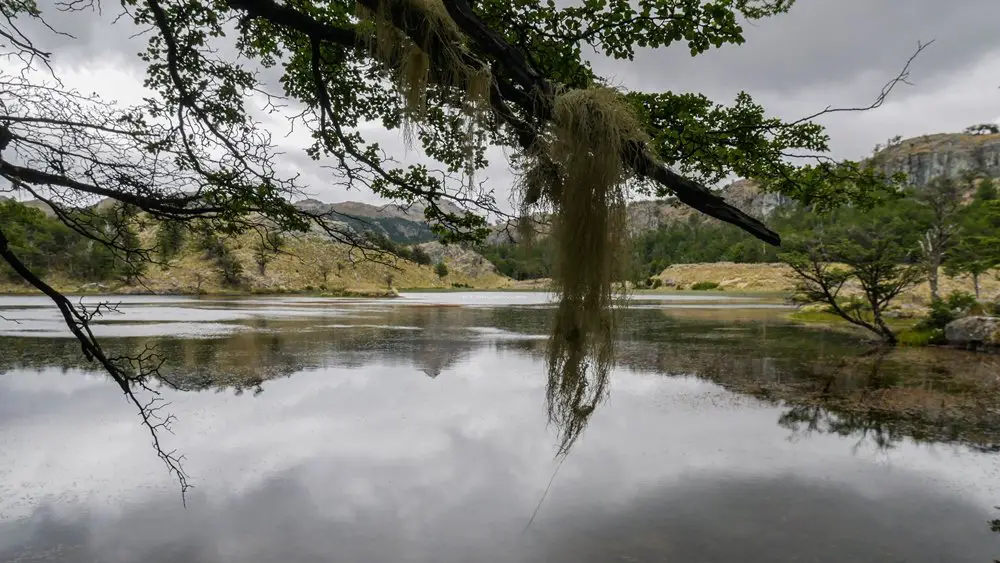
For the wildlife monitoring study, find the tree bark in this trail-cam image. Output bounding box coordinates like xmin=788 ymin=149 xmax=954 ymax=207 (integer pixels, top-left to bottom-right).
xmin=928 ymin=262 xmax=939 ymax=302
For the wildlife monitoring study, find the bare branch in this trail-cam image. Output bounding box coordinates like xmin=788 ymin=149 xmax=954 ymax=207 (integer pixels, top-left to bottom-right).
xmin=0 ymin=227 xmax=191 ymax=500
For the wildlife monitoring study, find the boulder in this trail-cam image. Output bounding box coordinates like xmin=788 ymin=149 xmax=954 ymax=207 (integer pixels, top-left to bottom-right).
xmin=944 ymin=316 xmax=1000 ymax=351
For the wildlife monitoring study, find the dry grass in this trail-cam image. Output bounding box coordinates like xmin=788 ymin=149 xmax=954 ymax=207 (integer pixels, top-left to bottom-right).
xmin=656 ymin=262 xmax=1000 ymax=304
xmin=0 ymin=232 xmax=511 ymax=296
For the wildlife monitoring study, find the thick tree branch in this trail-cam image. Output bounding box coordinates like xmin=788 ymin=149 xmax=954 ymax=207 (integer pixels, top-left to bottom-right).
xmin=229 ymin=0 xmax=781 ymax=245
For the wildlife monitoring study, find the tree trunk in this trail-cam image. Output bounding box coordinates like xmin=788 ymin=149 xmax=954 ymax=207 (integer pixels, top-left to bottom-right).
xmin=927 ymin=263 xmax=940 ymax=302
xmin=973 ymin=273 xmax=980 ymax=299
xmin=874 ymin=315 xmax=897 ymax=346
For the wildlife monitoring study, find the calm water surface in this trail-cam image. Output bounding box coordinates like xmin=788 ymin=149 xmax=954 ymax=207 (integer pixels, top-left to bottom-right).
xmin=0 ymin=292 xmax=998 ymax=562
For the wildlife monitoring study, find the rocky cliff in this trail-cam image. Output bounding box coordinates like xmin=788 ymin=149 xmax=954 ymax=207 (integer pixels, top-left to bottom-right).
xmin=872 ymin=132 xmax=1000 ymax=187
xmin=620 ymin=131 xmax=1000 ymax=236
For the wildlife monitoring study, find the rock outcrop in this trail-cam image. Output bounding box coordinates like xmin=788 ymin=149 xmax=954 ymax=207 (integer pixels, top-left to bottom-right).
xmin=945 ymin=316 xmax=1000 ymax=352
xmin=720 ymin=179 xmax=792 ymax=218
xmin=417 ymin=241 xmax=498 ymax=278
xmin=872 ymin=133 xmax=1000 ymax=188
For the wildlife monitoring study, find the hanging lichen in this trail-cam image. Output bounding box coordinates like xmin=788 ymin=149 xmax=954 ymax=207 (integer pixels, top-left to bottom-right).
xmin=515 ymin=86 xmax=648 ymax=454
xmin=354 ymin=0 xmax=491 ymax=178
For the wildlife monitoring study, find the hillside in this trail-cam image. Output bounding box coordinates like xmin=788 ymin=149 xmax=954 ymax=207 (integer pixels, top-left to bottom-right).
xmin=0 ymin=197 xmax=511 ymax=295
xmin=293 ymin=198 xmax=469 ymax=244
xmin=0 ymin=229 xmax=510 ymax=295
xmin=126 ymin=231 xmax=509 ymax=295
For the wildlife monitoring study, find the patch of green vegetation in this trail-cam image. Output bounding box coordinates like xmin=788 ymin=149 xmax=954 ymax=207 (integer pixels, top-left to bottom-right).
xmin=897 ymin=328 xmax=942 ymax=347
xmin=789 ymin=309 xmax=918 ymax=332
xmin=691 ymin=281 xmax=720 ymax=290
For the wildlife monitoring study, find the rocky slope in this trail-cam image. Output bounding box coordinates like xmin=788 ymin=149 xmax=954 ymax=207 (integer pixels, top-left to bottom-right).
xmin=872 ymin=132 xmax=1000 ymax=187
xmin=616 ymin=131 xmax=1000 ymax=236
xmin=293 ymin=199 xmax=470 ymax=244
xmin=485 ymin=178 xmax=787 ymax=244
xmin=416 ymin=241 xmax=499 ymax=278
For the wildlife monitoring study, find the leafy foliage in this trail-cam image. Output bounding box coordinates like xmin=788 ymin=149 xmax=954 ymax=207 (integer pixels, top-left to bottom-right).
xmin=410 ymin=245 xmax=432 ymax=265
xmin=780 ymin=204 xmax=924 ymax=344
xmin=915 ymin=291 xmax=978 ymax=339
xmin=0 ymin=199 xmax=142 ymax=283
xmin=155 ymin=220 xmax=188 ymax=260
xmin=478 ymin=239 xmax=553 ymax=280
xmin=944 ymin=187 xmax=1000 ymax=297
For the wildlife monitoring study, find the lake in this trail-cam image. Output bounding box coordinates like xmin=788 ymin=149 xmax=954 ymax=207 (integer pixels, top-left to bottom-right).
xmin=1 ymin=292 xmax=998 ymax=562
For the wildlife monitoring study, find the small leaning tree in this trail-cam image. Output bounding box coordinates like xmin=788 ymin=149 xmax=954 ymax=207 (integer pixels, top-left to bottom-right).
xmin=781 ymin=208 xmax=924 ymax=345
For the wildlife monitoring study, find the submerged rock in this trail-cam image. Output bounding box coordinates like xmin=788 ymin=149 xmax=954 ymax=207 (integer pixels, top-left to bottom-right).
xmin=945 ymin=316 xmax=1000 ymax=351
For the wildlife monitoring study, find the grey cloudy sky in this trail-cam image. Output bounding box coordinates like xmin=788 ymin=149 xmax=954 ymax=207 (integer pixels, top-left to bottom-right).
xmin=19 ymin=0 xmax=1000 ymax=210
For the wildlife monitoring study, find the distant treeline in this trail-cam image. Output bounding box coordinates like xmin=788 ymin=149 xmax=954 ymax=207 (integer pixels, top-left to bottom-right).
xmin=478 ymin=177 xmax=1000 ymax=283
xmin=0 ymin=199 xmax=142 ymax=284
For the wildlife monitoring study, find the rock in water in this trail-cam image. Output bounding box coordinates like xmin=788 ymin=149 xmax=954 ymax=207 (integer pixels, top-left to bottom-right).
xmin=945 ymin=316 xmax=1000 ymax=352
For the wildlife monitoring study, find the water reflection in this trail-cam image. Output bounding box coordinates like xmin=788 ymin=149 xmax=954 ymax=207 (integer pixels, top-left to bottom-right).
xmin=1 ymin=295 xmax=999 ymax=562
xmin=2 ymin=469 xmax=997 ymax=563
xmin=1 ymin=300 xmax=998 ymax=452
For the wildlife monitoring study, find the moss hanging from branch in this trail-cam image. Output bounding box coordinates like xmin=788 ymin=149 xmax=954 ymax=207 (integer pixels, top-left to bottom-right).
xmin=516 ymin=86 xmax=647 ymax=453
xmin=354 ymin=0 xmax=491 ymax=164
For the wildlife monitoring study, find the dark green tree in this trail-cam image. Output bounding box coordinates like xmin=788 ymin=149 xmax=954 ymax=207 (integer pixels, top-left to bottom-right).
xmin=434 ymin=261 xmax=449 ymax=278
xmin=155 ymin=220 xmax=187 ymax=260
xmin=252 ymin=230 xmax=285 ymax=276
xmin=945 ymin=199 xmax=1000 ymax=298
xmin=410 ymin=245 xmax=433 ymax=265
xmin=975 ymin=177 xmax=998 ymax=202
xmin=781 ymin=207 xmax=924 ymax=345
xmin=910 ymin=177 xmax=963 ymax=302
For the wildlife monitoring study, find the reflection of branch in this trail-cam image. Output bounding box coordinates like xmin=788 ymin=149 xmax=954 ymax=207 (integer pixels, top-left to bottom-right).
xmin=522 ymin=454 xmax=567 ymax=533
xmin=0 ymin=227 xmax=190 ymax=501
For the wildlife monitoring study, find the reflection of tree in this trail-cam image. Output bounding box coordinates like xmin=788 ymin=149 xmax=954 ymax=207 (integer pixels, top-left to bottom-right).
xmin=778 ymin=404 xmax=906 ymax=452
xmin=598 ymin=310 xmax=1000 ymax=454
xmin=993 ymin=508 xmax=1000 ymax=563
xmin=545 ymin=355 xmax=608 ymax=456
xmin=3 ymin=304 xmax=997 ymax=459
xmin=0 ymin=306 xmax=507 ymax=393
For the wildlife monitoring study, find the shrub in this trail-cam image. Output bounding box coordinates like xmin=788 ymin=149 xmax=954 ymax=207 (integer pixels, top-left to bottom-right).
xmin=410 ymin=246 xmax=432 ymax=265
xmin=434 ymin=261 xmax=449 ymax=279
xmin=691 ymin=281 xmax=719 ymax=291
xmin=916 ymin=290 xmax=978 ymax=332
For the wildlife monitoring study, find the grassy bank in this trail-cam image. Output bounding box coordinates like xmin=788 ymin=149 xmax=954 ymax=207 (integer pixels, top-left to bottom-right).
xmin=654 ymin=262 xmax=1000 ymax=305
xmin=785 ymin=308 xmax=949 ymax=347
